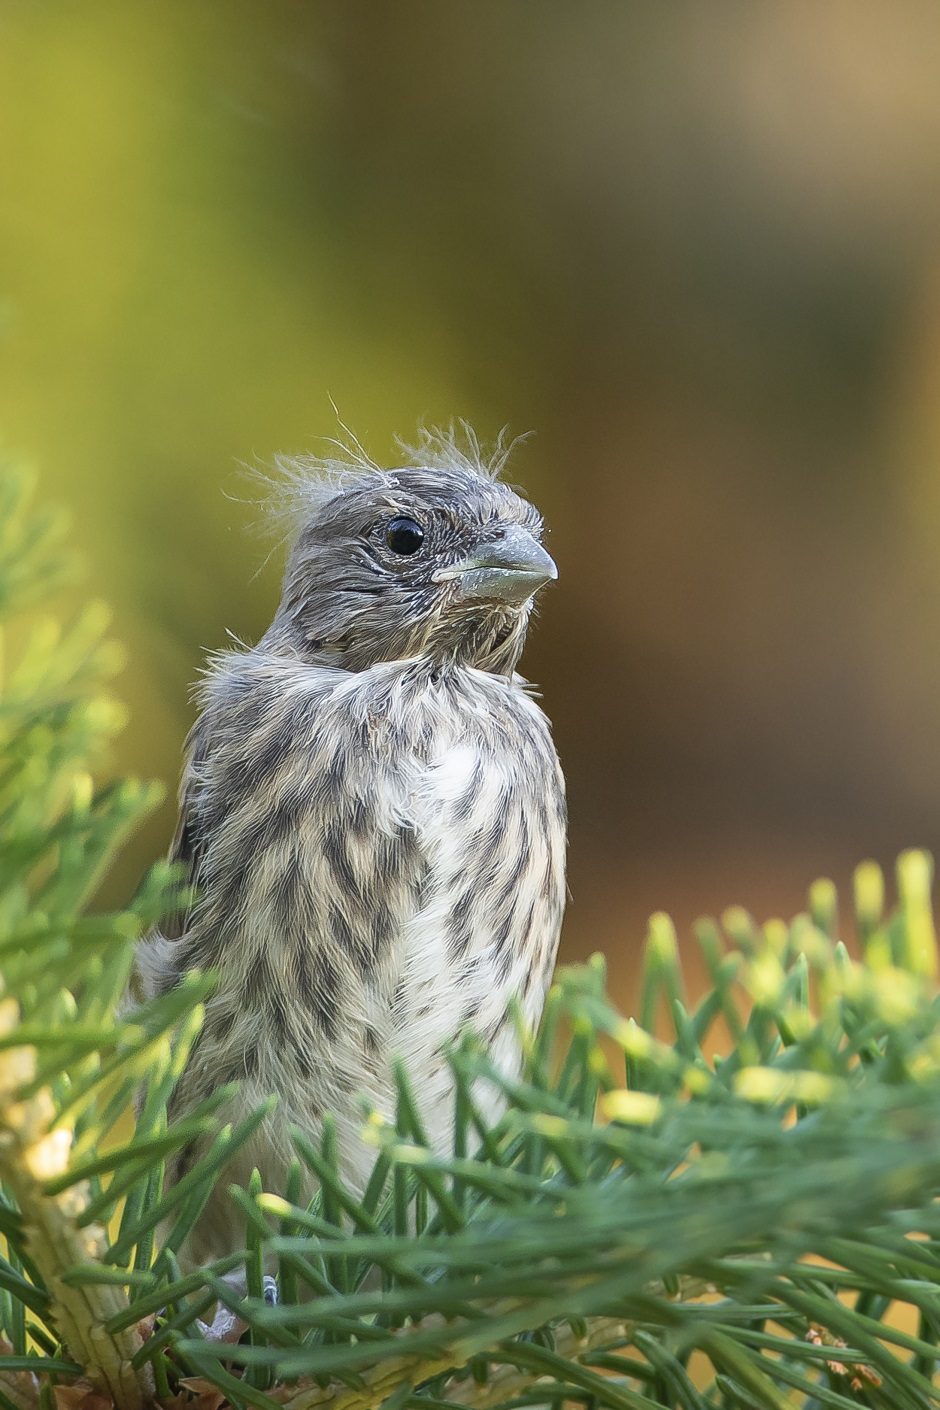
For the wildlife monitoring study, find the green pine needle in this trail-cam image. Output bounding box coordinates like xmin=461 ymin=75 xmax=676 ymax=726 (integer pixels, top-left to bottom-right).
xmin=1 ymin=461 xmax=940 ymax=1410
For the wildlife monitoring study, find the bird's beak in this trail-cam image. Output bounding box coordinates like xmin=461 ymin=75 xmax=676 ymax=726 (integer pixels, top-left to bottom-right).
xmin=433 ymin=523 xmax=558 ymax=605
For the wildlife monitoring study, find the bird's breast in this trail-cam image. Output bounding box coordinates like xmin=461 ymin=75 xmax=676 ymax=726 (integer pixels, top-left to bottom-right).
xmin=376 ymin=671 xmax=566 ymax=1064
xmin=178 ymin=659 xmax=565 ymax=1152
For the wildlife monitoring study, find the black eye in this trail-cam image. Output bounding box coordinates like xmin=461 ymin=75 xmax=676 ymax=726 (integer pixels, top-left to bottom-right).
xmin=385 ymin=516 xmax=425 ymax=556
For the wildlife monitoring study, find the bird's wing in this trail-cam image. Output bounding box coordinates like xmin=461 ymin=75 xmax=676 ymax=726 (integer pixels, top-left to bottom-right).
xmin=161 ymin=714 xmax=211 ymax=940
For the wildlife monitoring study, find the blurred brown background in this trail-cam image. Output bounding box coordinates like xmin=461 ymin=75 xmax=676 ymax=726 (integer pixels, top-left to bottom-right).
xmin=3 ymin=2 xmax=940 ymax=1007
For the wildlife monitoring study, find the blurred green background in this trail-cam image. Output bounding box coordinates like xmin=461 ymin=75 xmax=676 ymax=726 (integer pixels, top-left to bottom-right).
xmin=4 ymin=2 xmax=940 ymax=1003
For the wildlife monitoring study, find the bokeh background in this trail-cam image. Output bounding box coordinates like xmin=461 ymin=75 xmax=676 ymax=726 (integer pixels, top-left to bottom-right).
xmin=4 ymin=2 xmax=940 ymax=1006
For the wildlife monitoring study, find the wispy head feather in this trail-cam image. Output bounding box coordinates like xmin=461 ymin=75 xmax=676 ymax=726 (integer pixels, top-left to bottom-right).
xmin=248 ymin=422 xmax=530 ymax=550
xmin=396 ymin=422 xmax=532 ymax=486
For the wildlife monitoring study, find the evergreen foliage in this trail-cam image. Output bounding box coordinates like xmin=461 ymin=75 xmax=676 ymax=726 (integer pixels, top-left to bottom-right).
xmin=1 ymin=462 xmax=939 ymax=1409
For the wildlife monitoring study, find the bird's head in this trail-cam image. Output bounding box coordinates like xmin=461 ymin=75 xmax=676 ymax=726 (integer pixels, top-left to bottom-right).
xmin=265 ymin=432 xmax=556 ymax=675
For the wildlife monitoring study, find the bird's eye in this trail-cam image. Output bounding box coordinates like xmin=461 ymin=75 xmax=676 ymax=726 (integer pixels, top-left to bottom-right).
xmin=385 ymin=516 xmax=425 ymax=556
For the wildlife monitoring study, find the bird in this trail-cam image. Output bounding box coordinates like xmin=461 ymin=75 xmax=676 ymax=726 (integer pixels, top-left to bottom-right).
xmin=134 ymin=429 xmax=567 ymax=1271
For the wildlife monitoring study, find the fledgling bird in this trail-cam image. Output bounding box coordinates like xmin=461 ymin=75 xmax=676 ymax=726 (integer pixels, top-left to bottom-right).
xmin=135 ymin=431 xmax=566 ymax=1266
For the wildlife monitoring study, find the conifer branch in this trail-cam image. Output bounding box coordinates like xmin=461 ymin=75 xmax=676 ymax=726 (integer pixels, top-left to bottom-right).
xmin=2 ymin=458 xmax=940 ymax=1410
xmin=273 ymin=1292 xmax=709 ymax=1410
xmin=0 ymin=1020 xmax=154 ymax=1407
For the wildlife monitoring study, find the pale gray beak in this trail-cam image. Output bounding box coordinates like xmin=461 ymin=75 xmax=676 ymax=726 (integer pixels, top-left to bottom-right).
xmin=433 ymin=523 xmax=558 ymax=605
